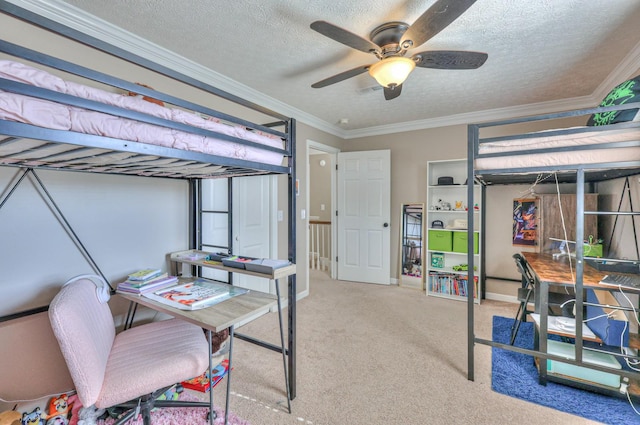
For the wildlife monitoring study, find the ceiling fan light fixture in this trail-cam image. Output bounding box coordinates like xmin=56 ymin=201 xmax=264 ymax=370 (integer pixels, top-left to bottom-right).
xmin=368 ymin=57 xmax=416 ymax=88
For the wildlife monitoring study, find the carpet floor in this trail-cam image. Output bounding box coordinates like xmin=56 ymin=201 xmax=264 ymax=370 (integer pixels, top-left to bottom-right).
xmin=491 ymin=315 xmax=639 ymax=424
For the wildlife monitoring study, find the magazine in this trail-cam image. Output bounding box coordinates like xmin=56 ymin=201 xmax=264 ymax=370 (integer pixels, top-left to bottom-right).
xmin=143 ymin=279 xmax=248 ymax=310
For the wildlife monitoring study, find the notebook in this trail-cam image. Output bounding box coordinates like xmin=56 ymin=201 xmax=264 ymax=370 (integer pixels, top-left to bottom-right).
xmin=599 ymin=273 xmax=640 ymax=290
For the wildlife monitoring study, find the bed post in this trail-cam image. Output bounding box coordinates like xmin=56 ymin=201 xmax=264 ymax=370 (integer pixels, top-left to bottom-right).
xmin=287 ymin=118 xmax=297 ymax=399
xmin=467 ymin=123 xmax=478 ymax=381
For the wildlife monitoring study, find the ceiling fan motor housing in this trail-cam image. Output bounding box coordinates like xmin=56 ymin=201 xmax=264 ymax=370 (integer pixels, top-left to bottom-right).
xmin=369 ymin=22 xmax=409 ymax=57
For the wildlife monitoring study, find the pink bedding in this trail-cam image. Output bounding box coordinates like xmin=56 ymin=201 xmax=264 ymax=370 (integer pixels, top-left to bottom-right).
xmin=0 ymin=60 xmax=284 ymax=166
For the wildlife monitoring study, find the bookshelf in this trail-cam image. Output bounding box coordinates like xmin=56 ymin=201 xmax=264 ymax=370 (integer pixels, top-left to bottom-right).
xmin=426 ymin=159 xmax=482 ymax=303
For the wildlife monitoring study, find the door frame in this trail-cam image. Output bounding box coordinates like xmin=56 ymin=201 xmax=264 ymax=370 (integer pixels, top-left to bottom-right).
xmin=306 ymin=140 xmax=339 ymax=280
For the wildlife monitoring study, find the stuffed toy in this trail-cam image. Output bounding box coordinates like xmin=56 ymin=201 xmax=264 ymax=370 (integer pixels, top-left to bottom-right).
xmin=207 ymin=328 xmax=229 ymax=354
xmin=76 ymin=405 xmax=105 ymax=425
xmin=45 ymin=416 xmax=68 ymax=425
xmin=20 ymin=407 xmax=44 ymax=425
xmin=45 ymin=394 xmax=70 ymax=421
xmin=0 ymin=410 xmax=21 ymax=425
xmin=65 ymin=395 xmax=81 ymax=425
xmin=126 ymin=83 xmax=164 ymax=106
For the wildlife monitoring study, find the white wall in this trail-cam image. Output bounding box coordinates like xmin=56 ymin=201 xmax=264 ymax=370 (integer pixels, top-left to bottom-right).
xmin=0 ymin=167 xmax=189 ymax=402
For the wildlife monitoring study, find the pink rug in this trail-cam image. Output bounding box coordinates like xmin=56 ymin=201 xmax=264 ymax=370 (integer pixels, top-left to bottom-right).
xmin=97 ymin=392 xmax=250 ymax=425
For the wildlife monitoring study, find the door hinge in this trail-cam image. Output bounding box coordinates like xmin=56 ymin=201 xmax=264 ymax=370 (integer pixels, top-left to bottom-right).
xmin=335 ymin=256 xmax=338 ymax=262
xmin=335 ymin=210 xmax=338 ymax=216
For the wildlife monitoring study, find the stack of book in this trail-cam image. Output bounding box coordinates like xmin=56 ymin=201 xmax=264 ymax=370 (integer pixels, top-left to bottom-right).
xmin=117 ymin=269 xmax=178 ymax=294
xmin=181 ymin=359 xmax=230 ymax=392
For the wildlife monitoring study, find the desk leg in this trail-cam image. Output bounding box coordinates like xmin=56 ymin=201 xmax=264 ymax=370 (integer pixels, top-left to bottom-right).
xmin=207 ymin=329 xmax=214 ymax=425
xmin=123 ymin=301 xmax=138 ymax=330
xmin=275 ymin=278 xmax=292 ymax=413
xmin=224 ymin=326 xmax=234 ymax=425
xmin=538 ymin=280 xmax=549 ymax=386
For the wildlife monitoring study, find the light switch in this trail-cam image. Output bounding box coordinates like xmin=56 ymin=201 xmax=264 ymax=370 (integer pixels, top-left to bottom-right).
xmin=301 ymin=209 xmax=306 ymax=219
xmin=320 ymin=204 xmax=325 ymax=211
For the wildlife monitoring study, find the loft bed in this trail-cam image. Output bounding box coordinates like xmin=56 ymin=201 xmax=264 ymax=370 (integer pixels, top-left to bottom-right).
xmin=465 ymin=101 xmax=640 ymax=396
xmin=0 ymin=2 xmax=298 ymax=398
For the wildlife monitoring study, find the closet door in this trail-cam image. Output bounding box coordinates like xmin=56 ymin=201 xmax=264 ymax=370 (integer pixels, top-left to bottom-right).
xmin=232 ymin=175 xmax=277 ymax=293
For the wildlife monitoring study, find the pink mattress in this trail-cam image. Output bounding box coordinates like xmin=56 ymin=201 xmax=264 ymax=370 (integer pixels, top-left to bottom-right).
xmin=0 ymin=60 xmax=284 ymax=167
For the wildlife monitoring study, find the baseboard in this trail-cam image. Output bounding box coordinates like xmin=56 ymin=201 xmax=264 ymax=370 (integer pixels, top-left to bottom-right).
xmin=485 ymin=292 xmax=518 ymax=304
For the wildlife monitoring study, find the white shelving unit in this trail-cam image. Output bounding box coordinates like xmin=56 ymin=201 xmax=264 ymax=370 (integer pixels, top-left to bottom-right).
xmin=426 ymin=159 xmax=482 ymax=303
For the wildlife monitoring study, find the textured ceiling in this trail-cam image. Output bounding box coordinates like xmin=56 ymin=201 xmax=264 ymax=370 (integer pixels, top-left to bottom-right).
xmin=18 ymin=0 xmax=640 ymax=137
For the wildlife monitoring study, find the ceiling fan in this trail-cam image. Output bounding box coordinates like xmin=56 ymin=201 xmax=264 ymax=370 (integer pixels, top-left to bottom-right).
xmin=310 ymin=0 xmax=487 ymax=100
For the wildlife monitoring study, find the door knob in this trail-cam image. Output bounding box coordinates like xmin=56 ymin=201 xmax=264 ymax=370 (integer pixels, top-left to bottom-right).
xmin=383 ymin=222 xmax=389 ymax=228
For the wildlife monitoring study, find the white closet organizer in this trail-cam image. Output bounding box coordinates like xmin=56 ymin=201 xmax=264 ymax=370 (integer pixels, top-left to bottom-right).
xmin=426 ymin=159 xmax=483 ymax=303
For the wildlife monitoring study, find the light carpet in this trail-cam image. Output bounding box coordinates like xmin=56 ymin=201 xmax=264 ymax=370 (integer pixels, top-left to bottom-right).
xmin=491 ymin=315 xmax=639 ymax=424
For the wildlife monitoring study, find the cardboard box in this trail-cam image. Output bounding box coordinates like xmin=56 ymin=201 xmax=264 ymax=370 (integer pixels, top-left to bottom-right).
xmin=546 ymin=339 xmax=621 ymax=388
xmin=428 ymin=230 xmax=452 ymax=252
xmin=452 ymin=232 xmax=479 ymax=254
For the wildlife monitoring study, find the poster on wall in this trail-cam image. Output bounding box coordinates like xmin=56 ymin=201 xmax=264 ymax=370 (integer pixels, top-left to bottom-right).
xmin=513 ymin=198 xmax=538 ymax=246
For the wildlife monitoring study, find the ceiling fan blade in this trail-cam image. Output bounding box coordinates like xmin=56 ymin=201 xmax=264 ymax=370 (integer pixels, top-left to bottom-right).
xmin=311 ymin=21 xmax=381 ymax=54
xmin=400 ymin=0 xmax=478 ymax=49
xmin=413 ymin=50 xmax=487 ymax=69
xmin=311 ymin=65 xmax=371 ymax=88
xmin=384 ymin=84 xmax=402 ymax=100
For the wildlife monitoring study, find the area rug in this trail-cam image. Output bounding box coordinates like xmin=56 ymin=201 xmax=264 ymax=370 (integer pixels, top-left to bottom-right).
xmin=491 ymin=315 xmax=638 ymax=424
xmin=97 ymin=391 xmax=250 ymax=425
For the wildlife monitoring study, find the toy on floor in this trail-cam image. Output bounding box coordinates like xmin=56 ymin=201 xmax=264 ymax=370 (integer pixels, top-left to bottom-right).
xmin=65 ymin=395 xmax=81 ymax=425
xmin=76 ymin=405 xmax=105 ymax=425
xmin=156 ymin=384 xmax=183 ymax=401
xmin=45 ymin=394 xmax=70 ymax=421
xmin=45 ymin=416 xmax=67 ymax=425
xmin=20 ymin=407 xmax=44 ymax=425
xmin=0 ymin=409 xmax=21 ymax=425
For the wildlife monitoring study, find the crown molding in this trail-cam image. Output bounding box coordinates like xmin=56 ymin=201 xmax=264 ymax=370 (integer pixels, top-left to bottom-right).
xmin=341 ymin=95 xmax=599 ymax=139
xmin=593 ymin=38 xmax=640 ymax=100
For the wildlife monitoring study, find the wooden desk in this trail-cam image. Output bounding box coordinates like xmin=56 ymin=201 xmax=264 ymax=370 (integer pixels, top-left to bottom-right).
xmin=521 ymin=252 xmax=640 ymax=397
xmin=118 ymin=284 xmax=277 ymax=333
xmin=119 ymin=283 xmax=278 ymax=425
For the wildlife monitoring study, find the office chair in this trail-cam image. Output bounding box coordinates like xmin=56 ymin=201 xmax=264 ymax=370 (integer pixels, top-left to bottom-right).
xmin=510 ymin=254 xmax=573 ymax=345
xmin=49 ymin=276 xmax=212 ymax=425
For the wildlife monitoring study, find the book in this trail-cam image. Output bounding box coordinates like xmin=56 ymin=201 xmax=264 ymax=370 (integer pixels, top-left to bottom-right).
xmin=144 ymin=279 xmax=248 ymax=310
xmin=117 ymin=275 xmax=178 ymax=294
xmin=181 ymin=359 xmax=230 ymax=392
xmin=121 ymin=272 xmax=169 ymax=288
xmin=127 ymin=268 xmax=163 ymax=281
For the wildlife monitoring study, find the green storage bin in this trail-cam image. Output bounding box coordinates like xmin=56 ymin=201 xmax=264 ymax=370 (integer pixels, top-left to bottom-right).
xmin=584 ymin=243 xmax=603 ymax=258
xmin=428 ymin=230 xmax=452 ymax=252
xmin=452 ymin=232 xmax=479 ymax=254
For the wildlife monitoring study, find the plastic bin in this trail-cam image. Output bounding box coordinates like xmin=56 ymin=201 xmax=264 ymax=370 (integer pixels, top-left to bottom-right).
xmin=428 ymin=230 xmax=452 ymax=252
xmin=452 ymin=232 xmax=479 ymax=254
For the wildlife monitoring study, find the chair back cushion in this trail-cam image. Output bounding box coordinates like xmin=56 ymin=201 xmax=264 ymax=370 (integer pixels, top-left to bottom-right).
xmin=49 ymin=278 xmax=116 ymax=407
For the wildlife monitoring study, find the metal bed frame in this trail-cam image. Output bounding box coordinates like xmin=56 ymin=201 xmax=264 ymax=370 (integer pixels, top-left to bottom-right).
xmin=0 ymin=1 xmax=299 ymax=399
xmin=465 ymin=102 xmax=640 ymax=392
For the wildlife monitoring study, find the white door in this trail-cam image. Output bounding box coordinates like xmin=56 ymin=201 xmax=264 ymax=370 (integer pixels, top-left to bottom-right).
xmin=232 ymin=175 xmax=276 ymax=294
xmin=337 ymin=150 xmax=391 ymax=284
